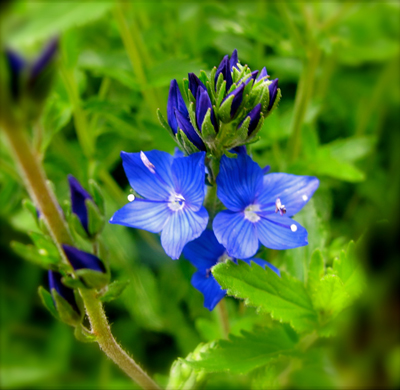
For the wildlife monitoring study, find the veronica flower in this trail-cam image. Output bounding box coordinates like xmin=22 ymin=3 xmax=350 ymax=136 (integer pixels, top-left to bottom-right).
xmin=110 ymin=150 xmax=209 ymax=259
xmin=213 ymin=154 xmax=319 ymax=259
xmin=183 ymin=229 xmax=280 ymax=310
xmin=167 ymin=79 xmax=206 ymax=151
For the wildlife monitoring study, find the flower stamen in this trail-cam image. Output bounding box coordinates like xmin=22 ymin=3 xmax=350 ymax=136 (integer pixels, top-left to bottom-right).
xmin=275 ymin=198 xmax=286 ymax=215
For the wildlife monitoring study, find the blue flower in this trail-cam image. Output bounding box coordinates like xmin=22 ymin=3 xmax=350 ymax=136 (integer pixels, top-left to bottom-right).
xmin=68 ymin=175 xmax=93 ymax=235
xmin=62 ymin=245 xmax=105 ymax=273
xmin=167 ymin=79 xmax=206 ymax=151
xmin=48 ymin=270 xmax=80 ymax=314
xmin=110 ymin=150 xmax=209 ymax=259
xmin=213 ymin=154 xmax=319 ymax=259
xmin=183 ymin=229 xmax=280 ymax=310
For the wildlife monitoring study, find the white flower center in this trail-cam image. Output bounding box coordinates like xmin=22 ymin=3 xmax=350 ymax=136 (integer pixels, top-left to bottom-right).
xmin=168 ymin=193 xmax=185 ymax=211
xmin=244 ymin=203 xmax=261 ymax=223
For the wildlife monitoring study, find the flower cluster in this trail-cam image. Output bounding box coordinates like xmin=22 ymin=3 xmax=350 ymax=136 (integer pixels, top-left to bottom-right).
xmin=111 ymin=51 xmax=319 ymax=310
xmin=158 ymin=49 xmax=281 ymax=157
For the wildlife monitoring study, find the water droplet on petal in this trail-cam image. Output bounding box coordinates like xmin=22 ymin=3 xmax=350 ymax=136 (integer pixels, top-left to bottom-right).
xmin=127 ymin=194 xmax=135 ymax=202
xmin=290 ymin=224 xmax=297 ymax=232
xmin=302 ymin=194 xmax=308 ymax=201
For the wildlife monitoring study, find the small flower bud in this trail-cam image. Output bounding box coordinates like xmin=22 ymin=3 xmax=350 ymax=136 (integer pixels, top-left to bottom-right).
xmin=62 ymin=245 xmax=106 ymax=273
xmin=195 ymin=87 xmax=216 ymax=132
xmin=48 ymin=270 xmax=80 ymax=315
xmin=215 ymin=55 xmax=233 ymax=91
xmin=267 ymin=79 xmax=279 ymax=111
xmin=188 ymin=73 xmax=206 ymax=99
xmin=238 ymin=104 xmax=262 ymax=135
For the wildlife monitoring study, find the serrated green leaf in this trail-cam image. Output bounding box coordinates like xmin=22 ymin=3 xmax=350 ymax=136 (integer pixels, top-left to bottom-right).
xmin=185 ymin=325 xmax=297 ymax=374
xmin=213 ymin=261 xmax=318 ymax=333
xmin=307 ymin=250 xmax=325 ymax=295
xmin=100 ymin=279 xmax=130 ymax=302
xmin=38 ymin=286 xmax=59 ymax=320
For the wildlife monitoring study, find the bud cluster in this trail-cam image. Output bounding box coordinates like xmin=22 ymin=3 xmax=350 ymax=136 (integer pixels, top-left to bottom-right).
xmin=158 ymin=49 xmax=281 ymax=157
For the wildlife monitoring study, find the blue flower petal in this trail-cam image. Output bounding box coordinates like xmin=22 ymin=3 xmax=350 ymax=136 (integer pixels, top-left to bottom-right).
xmin=167 ymin=79 xmax=189 ymax=133
xmin=68 ymin=175 xmax=92 ymax=234
xmin=121 ymin=150 xmax=174 ymax=201
xmin=109 ymin=199 xmax=171 ymax=233
xmin=62 ymin=245 xmax=105 ymax=273
xmin=217 ymin=155 xmax=263 ymax=211
xmin=257 ymin=173 xmax=319 ymax=216
xmin=242 ymin=258 xmax=281 ymax=276
xmin=256 ymin=215 xmax=308 ymax=250
xmin=191 ymin=271 xmax=226 ymax=311
xmin=183 ymin=229 xmax=225 ymax=272
xmin=175 ymin=109 xmax=206 ymax=151
xmin=173 ymin=147 xmax=185 ymax=158
xmin=213 ymin=210 xmax=259 ymax=259
xmin=172 ymin=152 xmax=206 ymax=211
xmin=161 ymin=206 xmax=208 ymax=260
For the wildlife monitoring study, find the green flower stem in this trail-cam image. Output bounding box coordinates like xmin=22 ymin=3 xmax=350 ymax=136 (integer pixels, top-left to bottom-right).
xmin=288 ymin=47 xmax=321 ymax=162
xmin=216 ymin=299 xmax=230 ymax=339
xmin=1 ymin=120 xmax=161 ymax=390
xmin=114 ymin=2 xmax=161 ymax=115
xmin=2 ymin=119 xmax=73 ymax=250
xmin=80 ymin=288 xmax=161 ymax=390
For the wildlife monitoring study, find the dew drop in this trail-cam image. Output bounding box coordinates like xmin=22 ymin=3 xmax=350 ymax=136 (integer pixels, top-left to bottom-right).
xmin=302 ymin=194 xmax=308 ymax=201
xmin=127 ymin=194 xmax=135 ymax=202
xmin=39 ymin=249 xmax=48 ymax=256
xmin=290 ymin=224 xmax=297 ymax=232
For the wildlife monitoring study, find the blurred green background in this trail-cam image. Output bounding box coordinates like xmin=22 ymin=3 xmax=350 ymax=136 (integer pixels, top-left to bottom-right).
xmin=0 ymin=1 xmax=399 ymax=389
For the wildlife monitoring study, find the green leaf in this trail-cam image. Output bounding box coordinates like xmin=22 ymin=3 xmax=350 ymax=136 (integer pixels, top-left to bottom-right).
xmin=100 ymin=279 xmax=130 ymax=302
xmin=75 ymin=269 xmax=109 ymax=290
xmin=38 ymin=286 xmax=59 ymax=320
xmin=157 ymin=108 xmax=177 ymax=141
xmin=218 ymin=94 xmax=234 ymax=123
xmin=88 ymin=179 xmax=105 ymax=215
xmin=185 ymin=325 xmax=297 ymax=374
xmin=74 ymin=324 xmax=97 ymax=343
xmin=332 ymin=241 xmax=365 ymax=299
xmin=8 ymin=3 xmax=113 ymax=47
xmin=28 ymin=231 xmax=60 ymax=260
xmin=86 ymin=198 xmax=105 ymax=237
xmin=323 ymin=136 xmax=377 ymax=162
xmin=52 ymin=288 xmax=81 ymax=327
xmin=307 ymin=250 xmax=325 ymax=295
xmin=213 ymin=261 xmax=318 ymax=333
xmin=11 ymin=241 xmax=59 ymax=270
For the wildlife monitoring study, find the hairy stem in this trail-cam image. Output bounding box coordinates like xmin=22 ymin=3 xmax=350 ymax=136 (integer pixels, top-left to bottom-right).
xmin=1 ymin=120 xmax=161 ymax=390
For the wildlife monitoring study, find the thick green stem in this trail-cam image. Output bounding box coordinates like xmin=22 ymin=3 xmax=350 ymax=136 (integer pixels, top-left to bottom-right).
xmin=1 ymin=120 xmax=161 ymax=390
xmin=287 ymin=47 xmax=321 ymax=162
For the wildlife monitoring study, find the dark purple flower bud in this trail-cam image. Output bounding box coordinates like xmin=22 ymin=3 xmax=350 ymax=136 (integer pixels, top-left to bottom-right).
xmin=256 ymin=67 xmax=268 ymax=82
xmin=215 ymin=55 xmax=233 ymax=91
xmin=223 ymin=83 xmax=245 ymax=118
xmin=68 ymin=175 xmax=92 ymax=235
xmin=5 ymin=49 xmax=25 ymax=100
xmin=241 ymin=70 xmax=259 ymax=86
xmin=229 ymin=49 xmax=239 ymax=71
xmin=239 ymin=104 xmax=262 ymax=135
xmin=62 ymin=245 xmax=106 ymax=273
xmin=29 ymin=37 xmax=58 ymax=80
xmin=188 ymin=73 xmax=206 ymax=99
xmin=196 ymin=87 xmax=216 ymax=131
xmin=48 ymin=270 xmax=80 ymax=314
xmin=268 ymin=79 xmax=279 ymax=111
xmin=167 ymin=79 xmax=189 ymax=134
xmin=174 ymin=109 xmax=206 ymax=151
xmin=231 ymin=145 xmax=247 ymax=155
